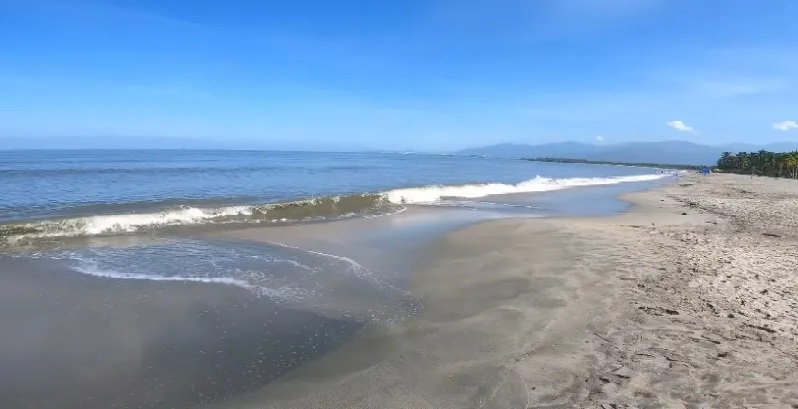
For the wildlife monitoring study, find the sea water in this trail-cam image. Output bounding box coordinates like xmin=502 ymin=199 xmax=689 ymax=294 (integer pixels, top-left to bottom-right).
xmin=1 ymin=150 xmax=666 ymax=240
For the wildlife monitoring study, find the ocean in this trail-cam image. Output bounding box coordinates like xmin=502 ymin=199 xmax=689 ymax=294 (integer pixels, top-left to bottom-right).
xmin=0 ymin=150 xmax=666 ymax=238
xmin=0 ymin=150 xmax=672 ymax=408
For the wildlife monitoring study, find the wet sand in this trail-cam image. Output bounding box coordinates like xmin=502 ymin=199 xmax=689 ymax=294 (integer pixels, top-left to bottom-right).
xmin=0 ymin=257 xmax=362 ymax=408
xmin=212 ymin=173 xmax=798 ymax=408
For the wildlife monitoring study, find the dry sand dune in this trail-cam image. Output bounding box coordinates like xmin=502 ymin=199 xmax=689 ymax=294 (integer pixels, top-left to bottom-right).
xmin=217 ymin=173 xmax=798 ymax=408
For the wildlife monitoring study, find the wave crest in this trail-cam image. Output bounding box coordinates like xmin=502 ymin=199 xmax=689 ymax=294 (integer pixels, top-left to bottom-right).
xmin=1 ymin=173 xmax=668 ymax=242
xmin=383 ymin=174 xmax=667 ymax=204
xmin=0 ymin=194 xmax=395 ymax=242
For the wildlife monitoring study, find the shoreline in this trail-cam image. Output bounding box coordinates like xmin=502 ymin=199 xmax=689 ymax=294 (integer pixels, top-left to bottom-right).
xmin=207 ymin=180 xmax=684 ymax=408
xmin=213 ymin=173 xmax=798 ymax=408
xmin=0 ymin=177 xmax=667 ymax=409
xmin=0 ymin=170 xmax=670 ymax=245
xmin=7 ymin=173 xmax=796 ymax=408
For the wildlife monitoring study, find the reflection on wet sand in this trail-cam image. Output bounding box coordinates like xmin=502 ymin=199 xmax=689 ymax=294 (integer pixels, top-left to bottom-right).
xmin=0 ymin=250 xmax=410 ymax=408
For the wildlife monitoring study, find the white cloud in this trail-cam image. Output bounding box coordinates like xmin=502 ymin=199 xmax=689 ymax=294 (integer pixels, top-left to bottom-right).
xmin=666 ymin=120 xmax=696 ymax=134
xmin=773 ymin=121 xmax=798 ymax=131
xmin=595 ymin=135 xmax=605 ymax=142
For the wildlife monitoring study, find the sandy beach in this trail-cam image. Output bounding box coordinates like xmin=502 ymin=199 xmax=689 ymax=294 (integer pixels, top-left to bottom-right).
xmin=214 ymin=173 xmax=798 ymax=408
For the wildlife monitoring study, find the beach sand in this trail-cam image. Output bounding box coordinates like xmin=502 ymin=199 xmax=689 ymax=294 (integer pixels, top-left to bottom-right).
xmin=214 ymin=173 xmax=798 ymax=408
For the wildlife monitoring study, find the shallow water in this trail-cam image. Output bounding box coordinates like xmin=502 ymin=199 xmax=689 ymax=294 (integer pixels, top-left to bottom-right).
xmin=0 ymin=256 xmax=366 ymax=408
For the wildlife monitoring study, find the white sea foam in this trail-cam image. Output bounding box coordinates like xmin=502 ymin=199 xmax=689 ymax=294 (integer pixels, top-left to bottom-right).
xmin=70 ymin=261 xmax=255 ymax=288
xmin=2 ymin=205 xmax=253 ymax=240
xmin=383 ymin=174 xmax=668 ymax=204
xmin=1 ymin=199 xmax=364 ymax=239
xmin=76 ymin=206 xmax=252 ymax=235
xmin=1 ymin=173 xmax=668 ymax=240
xmin=56 ymin=242 xmax=411 ymax=319
xmin=267 ymin=241 xmax=384 ymax=283
xmin=68 ymin=259 xmax=308 ymax=300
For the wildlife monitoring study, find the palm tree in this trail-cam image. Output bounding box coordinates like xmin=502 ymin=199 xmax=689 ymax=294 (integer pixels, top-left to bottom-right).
xmin=755 ymin=150 xmax=769 ymax=175
xmin=787 ymin=154 xmax=798 ymax=179
xmin=736 ymin=152 xmax=750 ymax=174
xmin=773 ymin=153 xmax=790 ymax=177
xmin=714 ymin=150 xmax=798 ymax=178
xmin=718 ymin=151 xmax=732 ymax=170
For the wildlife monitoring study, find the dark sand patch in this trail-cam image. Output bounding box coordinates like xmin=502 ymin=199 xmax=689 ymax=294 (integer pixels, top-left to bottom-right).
xmin=0 ymin=257 xmax=361 ymax=409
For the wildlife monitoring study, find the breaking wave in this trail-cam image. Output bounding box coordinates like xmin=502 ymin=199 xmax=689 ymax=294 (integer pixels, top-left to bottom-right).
xmin=0 ymin=194 xmax=397 ymax=242
xmin=0 ymin=173 xmax=667 ymax=242
xmin=384 ymin=174 xmax=667 ymax=203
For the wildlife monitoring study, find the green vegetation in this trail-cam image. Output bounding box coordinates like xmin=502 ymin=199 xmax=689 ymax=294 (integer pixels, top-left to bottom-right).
xmin=524 ymin=157 xmax=704 ymax=170
xmin=715 ymin=150 xmax=798 ymax=178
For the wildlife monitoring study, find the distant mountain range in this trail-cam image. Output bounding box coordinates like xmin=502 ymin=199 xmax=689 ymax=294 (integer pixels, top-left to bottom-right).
xmin=4 ymin=137 xmax=797 ymax=166
xmin=456 ymin=141 xmax=798 ymax=166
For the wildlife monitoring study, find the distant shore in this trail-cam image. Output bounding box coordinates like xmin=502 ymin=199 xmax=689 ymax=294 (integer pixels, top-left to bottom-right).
xmin=524 ymin=156 xmax=706 ymax=170
xmin=212 ymin=173 xmax=798 ymax=408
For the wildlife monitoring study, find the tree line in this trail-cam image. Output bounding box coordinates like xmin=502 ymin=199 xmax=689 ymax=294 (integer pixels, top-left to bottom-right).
xmin=716 ymin=150 xmax=798 ymax=178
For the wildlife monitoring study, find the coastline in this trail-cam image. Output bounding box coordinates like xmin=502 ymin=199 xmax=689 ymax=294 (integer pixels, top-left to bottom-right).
xmin=214 ymin=173 xmax=798 ymax=408
xmin=0 ymin=173 xmax=670 ymax=409
xmin=5 ymin=172 xmax=795 ymax=408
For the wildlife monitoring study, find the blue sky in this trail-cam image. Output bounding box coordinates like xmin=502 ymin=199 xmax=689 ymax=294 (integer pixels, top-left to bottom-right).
xmin=1 ymin=0 xmax=798 ymax=150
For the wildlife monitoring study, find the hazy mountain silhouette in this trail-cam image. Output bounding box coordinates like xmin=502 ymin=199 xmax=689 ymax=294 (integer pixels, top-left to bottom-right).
xmin=4 ymin=136 xmax=797 ymax=165
xmin=457 ymin=141 xmax=798 ymax=165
